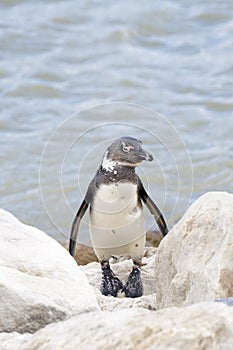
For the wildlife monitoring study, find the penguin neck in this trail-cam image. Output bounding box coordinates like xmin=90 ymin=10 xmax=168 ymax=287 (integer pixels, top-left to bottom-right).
xmin=98 ymin=163 xmax=137 ymax=186
xmin=101 ymin=153 xmax=136 ymax=174
xmin=102 ymin=163 xmax=136 ymax=174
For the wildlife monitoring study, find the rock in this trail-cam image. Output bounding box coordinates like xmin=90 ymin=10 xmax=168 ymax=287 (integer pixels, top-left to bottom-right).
xmin=154 ymin=192 xmax=233 ymax=309
xmin=145 ymin=229 xmax=163 ymax=247
xmin=21 ymin=302 xmax=233 ymax=350
xmin=0 ymin=332 xmax=32 ymax=350
xmin=0 ymin=209 xmax=99 ymax=334
xmin=61 ymin=241 xmax=99 ymax=265
xmin=97 ymin=293 xmax=157 ymax=312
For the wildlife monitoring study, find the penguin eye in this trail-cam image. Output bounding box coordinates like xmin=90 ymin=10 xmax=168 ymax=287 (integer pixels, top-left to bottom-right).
xmin=122 ymin=143 xmax=134 ymax=153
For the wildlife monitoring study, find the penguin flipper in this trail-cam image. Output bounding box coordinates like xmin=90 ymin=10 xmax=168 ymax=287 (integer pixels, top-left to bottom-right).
xmin=69 ymin=199 xmax=89 ymax=257
xmin=138 ymin=177 xmax=168 ymax=237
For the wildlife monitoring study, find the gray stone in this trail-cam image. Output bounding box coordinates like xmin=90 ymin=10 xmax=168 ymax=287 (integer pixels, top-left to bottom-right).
xmin=215 ymin=298 xmax=233 ymax=306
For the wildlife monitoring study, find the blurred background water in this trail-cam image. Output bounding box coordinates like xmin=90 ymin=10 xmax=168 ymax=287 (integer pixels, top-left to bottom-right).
xmin=0 ymin=0 xmax=232 ymax=243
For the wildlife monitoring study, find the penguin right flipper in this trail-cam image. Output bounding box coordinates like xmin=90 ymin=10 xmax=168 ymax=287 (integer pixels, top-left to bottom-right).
xmin=69 ymin=199 xmax=89 ymax=257
xmin=137 ymin=177 xmax=169 ymax=238
xmin=69 ymin=181 xmax=95 ymax=257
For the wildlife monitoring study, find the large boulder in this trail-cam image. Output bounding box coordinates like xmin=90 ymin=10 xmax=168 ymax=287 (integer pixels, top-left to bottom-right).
xmin=20 ymin=302 xmax=233 ymax=350
xmin=154 ymin=192 xmax=233 ymax=309
xmin=0 ymin=209 xmax=99 ymax=334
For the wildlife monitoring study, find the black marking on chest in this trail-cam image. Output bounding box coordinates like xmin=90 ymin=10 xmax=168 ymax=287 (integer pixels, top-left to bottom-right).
xmin=88 ymin=165 xmax=141 ymax=209
xmin=96 ymin=165 xmax=138 ymax=186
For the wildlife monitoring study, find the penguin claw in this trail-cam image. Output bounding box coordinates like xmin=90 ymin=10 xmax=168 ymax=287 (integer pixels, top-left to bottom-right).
xmin=101 ymin=267 xmax=123 ymax=297
xmin=123 ymin=267 xmax=143 ymax=298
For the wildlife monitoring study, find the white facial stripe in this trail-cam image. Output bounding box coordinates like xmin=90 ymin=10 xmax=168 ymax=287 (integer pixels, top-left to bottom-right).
xmin=102 ymin=151 xmax=117 ymax=172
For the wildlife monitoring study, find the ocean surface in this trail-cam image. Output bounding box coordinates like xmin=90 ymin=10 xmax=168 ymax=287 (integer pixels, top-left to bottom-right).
xmin=0 ymin=0 xmax=232 ymax=244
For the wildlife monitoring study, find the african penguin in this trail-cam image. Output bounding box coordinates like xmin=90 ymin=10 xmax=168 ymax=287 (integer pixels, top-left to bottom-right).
xmin=69 ymin=136 xmax=168 ymax=298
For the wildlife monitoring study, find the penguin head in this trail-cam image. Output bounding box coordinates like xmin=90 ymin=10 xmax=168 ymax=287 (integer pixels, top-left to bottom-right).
xmin=102 ymin=136 xmax=153 ymax=171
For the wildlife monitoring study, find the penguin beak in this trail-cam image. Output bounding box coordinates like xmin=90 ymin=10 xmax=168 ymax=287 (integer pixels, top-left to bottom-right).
xmin=146 ymin=152 xmax=153 ymax=161
xmin=137 ymin=149 xmax=153 ymax=162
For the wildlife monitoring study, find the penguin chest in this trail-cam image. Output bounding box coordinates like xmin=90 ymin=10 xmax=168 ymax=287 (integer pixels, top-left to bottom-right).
xmin=89 ymin=183 xmax=145 ymax=249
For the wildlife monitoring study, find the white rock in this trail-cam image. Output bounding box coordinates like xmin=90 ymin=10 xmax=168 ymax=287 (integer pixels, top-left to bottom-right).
xmin=0 ymin=209 xmax=99 ymax=333
xmin=0 ymin=332 xmax=32 ymax=350
xmin=154 ymin=192 xmax=233 ymax=309
xmin=21 ymin=302 xmax=233 ymax=350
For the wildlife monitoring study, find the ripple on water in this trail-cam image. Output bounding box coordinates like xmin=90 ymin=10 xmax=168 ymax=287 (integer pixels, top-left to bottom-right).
xmin=32 ymin=71 xmax=64 ymax=83
xmin=6 ymin=84 xmax=65 ymax=99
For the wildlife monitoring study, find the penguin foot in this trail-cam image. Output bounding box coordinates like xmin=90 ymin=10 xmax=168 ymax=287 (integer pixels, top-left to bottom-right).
xmin=101 ymin=262 xmax=123 ymax=297
xmin=123 ymin=266 xmax=143 ymax=298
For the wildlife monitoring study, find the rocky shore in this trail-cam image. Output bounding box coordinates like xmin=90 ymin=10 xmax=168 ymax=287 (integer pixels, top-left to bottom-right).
xmin=0 ymin=191 xmax=232 ymax=350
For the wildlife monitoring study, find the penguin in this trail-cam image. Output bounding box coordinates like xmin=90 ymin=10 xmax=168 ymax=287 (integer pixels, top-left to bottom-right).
xmin=69 ymin=136 xmax=168 ymax=298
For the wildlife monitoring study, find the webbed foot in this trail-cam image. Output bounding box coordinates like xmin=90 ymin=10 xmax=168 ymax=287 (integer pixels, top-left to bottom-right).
xmin=123 ymin=266 xmax=143 ymax=298
xmin=101 ymin=261 xmax=123 ymax=297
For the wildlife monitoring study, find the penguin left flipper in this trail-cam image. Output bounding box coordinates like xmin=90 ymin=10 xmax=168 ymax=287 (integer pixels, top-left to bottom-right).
xmin=137 ymin=176 xmax=169 ymax=238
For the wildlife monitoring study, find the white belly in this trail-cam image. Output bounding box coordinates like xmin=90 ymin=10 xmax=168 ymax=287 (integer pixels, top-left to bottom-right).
xmin=90 ymin=183 xmax=145 ymax=257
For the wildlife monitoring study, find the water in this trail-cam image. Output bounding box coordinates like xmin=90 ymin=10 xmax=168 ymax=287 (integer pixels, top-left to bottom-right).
xmin=0 ymin=0 xmax=232 ymax=243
